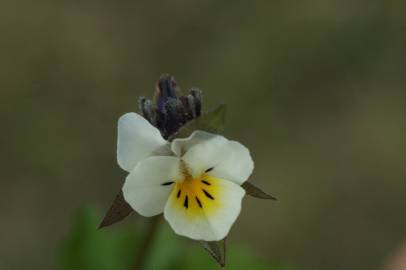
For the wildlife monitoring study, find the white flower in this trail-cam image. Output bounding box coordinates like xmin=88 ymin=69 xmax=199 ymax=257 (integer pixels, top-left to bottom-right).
xmin=118 ymin=112 xmax=254 ymax=241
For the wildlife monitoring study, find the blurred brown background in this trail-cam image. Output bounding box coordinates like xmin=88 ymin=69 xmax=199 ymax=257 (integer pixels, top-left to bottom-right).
xmin=1 ymin=0 xmax=406 ymax=270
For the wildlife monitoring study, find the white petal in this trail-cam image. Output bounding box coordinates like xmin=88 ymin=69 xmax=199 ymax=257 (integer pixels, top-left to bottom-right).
xmin=171 ymin=130 xmax=221 ymax=157
xmin=117 ymin=112 xmax=168 ymax=172
xmin=122 ymin=156 xmax=182 ymax=217
xmin=163 ymin=177 xmax=245 ymax=241
xmin=182 ymin=136 xmax=254 ymax=184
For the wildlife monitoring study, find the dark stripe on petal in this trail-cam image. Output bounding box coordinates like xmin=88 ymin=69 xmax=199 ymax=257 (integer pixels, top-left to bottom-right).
xmin=177 ymin=189 xmax=181 ymax=198
xmin=201 ymin=180 xmax=211 ymax=186
xmin=202 ymin=189 xmax=214 ymax=200
xmin=195 ymin=197 xmax=202 ymax=208
xmin=205 ymin=167 xmax=214 ymax=172
xmin=184 ymin=196 xmax=189 ymax=208
xmin=161 ymin=181 xmax=174 ymax=186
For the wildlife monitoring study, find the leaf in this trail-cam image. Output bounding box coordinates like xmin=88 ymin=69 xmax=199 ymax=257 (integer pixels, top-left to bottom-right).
xmin=62 ymin=208 xmax=287 ymax=270
xmin=242 ymin=181 xmax=277 ymax=200
xmin=60 ymin=207 xmax=141 ymax=270
xmin=199 ymin=239 xmax=226 ymax=267
xmin=142 ymin=225 xmax=185 ymax=270
xmin=171 ymin=104 xmax=227 ymax=140
xmin=98 ymin=190 xmax=133 ymax=229
xmin=186 ymin=241 xmax=289 ymax=270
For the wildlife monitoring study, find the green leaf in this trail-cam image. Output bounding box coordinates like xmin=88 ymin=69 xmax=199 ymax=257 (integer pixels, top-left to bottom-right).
xmin=60 ymin=207 xmax=140 ymax=270
xmin=142 ymin=225 xmax=185 ymax=270
xmin=61 ymin=208 xmax=290 ymax=270
xmin=199 ymin=239 xmax=226 ymax=267
xmin=242 ymin=182 xmax=277 ymax=200
xmin=61 ymin=208 xmax=187 ymax=270
xmin=183 ymin=244 xmax=291 ymax=270
xmin=171 ymin=104 xmax=227 ymax=140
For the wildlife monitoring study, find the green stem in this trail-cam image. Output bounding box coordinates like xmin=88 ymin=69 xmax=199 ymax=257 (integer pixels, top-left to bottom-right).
xmin=133 ymin=216 xmax=161 ymax=270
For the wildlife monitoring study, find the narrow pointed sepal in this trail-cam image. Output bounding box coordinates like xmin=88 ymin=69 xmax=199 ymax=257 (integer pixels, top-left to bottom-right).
xmin=242 ymin=181 xmax=277 ymax=200
xmin=199 ymin=239 xmax=226 ymax=267
xmin=98 ymin=190 xmax=133 ymax=229
xmin=171 ymin=104 xmax=227 ymax=140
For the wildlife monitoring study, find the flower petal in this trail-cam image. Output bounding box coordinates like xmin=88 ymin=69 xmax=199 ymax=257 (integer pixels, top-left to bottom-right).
xmin=171 ymin=130 xmax=222 ymax=157
xmin=164 ymin=177 xmax=245 ymax=241
xmin=117 ymin=112 xmax=168 ymax=172
xmin=122 ymin=156 xmax=182 ymax=217
xmin=182 ymin=136 xmax=254 ymax=184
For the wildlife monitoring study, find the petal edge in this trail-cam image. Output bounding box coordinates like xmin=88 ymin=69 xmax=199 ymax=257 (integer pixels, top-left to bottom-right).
xmin=117 ymin=112 xmax=167 ymax=172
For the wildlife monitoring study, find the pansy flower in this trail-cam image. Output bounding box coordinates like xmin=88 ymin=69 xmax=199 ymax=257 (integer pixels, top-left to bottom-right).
xmin=118 ymin=112 xmax=254 ymax=241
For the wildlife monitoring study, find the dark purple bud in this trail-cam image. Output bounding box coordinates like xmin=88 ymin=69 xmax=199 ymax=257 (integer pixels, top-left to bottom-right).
xmin=138 ymin=97 xmax=156 ymax=126
xmin=189 ymin=88 xmax=202 ymax=117
xmin=179 ymin=94 xmax=197 ymax=121
xmin=149 ymin=75 xmax=204 ymax=138
xmin=187 ymin=94 xmax=197 ymax=119
xmin=179 ymin=96 xmax=193 ymax=121
xmin=155 ymin=74 xmax=178 ymax=112
xmin=164 ymin=98 xmax=187 ymax=137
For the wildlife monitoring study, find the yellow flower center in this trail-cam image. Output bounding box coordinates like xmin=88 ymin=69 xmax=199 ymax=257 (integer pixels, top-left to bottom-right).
xmin=168 ymin=167 xmax=221 ymax=219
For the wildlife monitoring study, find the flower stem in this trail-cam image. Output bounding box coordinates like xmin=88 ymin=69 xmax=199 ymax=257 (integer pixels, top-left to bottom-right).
xmin=133 ymin=216 xmax=161 ymax=270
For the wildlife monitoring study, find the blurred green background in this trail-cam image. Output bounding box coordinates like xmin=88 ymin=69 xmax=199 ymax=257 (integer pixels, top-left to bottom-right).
xmin=1 ymin=0 xmax=406 ymax=270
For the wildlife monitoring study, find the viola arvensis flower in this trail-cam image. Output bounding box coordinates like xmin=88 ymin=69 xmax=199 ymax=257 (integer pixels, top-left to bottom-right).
xmin=118 ymin=112 xmax=254 ymax=241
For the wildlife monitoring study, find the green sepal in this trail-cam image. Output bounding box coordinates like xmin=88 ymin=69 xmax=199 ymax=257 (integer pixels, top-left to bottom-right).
xmin=242 ymin=182 xmax=277 ymax=200
xmin=98 ymin=190 xmax=133 ymax=229
xmin=199 ymin=239 xmax=226 ymax=267
xmin=170 ymin=104 xmax=227 ymax=140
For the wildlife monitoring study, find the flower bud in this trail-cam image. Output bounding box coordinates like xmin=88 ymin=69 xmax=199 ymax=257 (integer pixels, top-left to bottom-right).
xmin=189 ymin=88 xmax=202 ymax=117
xmin=147 ymin=75 xmax=204 ymax=138
xmin=164 ymin=98 xmax=187 ymax=137
xmin=155 ymin=74 xmax=178 ymax=112
xmin=138 ymin=97 xmax=156 ymax=126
